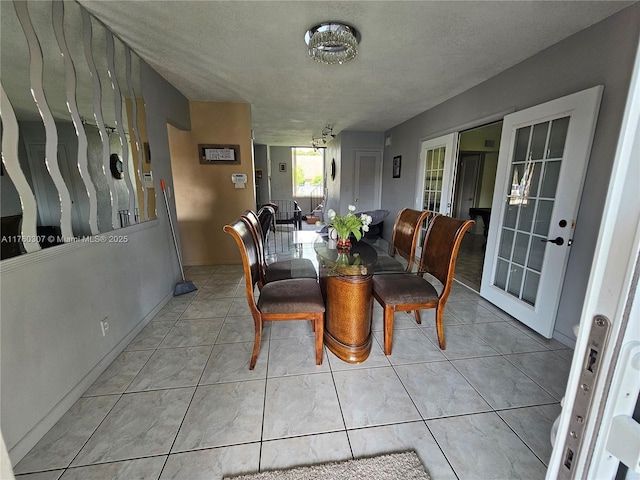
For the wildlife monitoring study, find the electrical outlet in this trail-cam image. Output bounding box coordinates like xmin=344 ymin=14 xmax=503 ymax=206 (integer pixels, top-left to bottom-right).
xmin=100 ymin=318 xmax=110 ymax=336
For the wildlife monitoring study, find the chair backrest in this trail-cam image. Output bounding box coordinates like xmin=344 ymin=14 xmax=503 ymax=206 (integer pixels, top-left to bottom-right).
xmin=257 ymin=205 xmax=275 ymax=243
xmin=245 ymin=210 xmax=263 ymax=247
xmin=223 ymin=217 xmax=261 ymax=310
xmin=243 ymin=210 xmax=268 ymax=286
xmin=419 ymin=215 xmax=474 ymax=292
xmin=391 ymin=208 xmax=431 ymax=269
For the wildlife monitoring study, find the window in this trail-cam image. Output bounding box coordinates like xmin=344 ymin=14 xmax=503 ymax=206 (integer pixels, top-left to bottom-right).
xmin=292 ymin=147 xmax=324 ymax=197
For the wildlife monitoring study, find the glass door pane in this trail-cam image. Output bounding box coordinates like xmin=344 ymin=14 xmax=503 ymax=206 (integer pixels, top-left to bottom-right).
xmin=423 ymin=146 xmax=445 ymax=211
xmin=492 ymin=116 xmax=569 ymax=306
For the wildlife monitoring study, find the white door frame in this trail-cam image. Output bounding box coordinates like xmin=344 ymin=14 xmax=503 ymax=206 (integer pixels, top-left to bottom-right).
xmin=548 ymin=41 xmax=640 ymax=480
xmin=414 ymin=132 xmax=458 ymax=215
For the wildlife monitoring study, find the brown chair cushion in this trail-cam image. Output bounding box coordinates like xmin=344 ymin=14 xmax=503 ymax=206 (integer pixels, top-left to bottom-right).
xmin=372 ymin=274 xmax=439 ymax=304
xmin=258 ymin=278 xmax=325 ymax=313
xmin=265 ymin=259 xmax=317 ymax=283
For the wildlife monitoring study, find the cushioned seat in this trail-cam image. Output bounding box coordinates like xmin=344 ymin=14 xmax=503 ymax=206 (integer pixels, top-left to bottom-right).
xmin=257 ymin=278 xmax=326 ymax=314
xmin=370 ymin=274 xmax=439 ymax=304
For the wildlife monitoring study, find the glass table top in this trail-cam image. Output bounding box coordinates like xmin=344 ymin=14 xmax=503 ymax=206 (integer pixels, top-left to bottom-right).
xmin=309 ymin=234 xmax=411 ymax=277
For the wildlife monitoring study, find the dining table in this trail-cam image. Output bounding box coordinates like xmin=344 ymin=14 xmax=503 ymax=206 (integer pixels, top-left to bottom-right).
xmin=288 ymin=230 xmax=412 ymax=363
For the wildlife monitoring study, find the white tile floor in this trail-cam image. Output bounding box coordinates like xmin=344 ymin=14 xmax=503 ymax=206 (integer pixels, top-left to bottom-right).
xmin=13 ymin=264 xmax=573 ymax=480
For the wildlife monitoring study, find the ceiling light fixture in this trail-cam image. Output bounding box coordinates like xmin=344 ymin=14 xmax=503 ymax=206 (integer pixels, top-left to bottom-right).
xmin=305 ymin=22 xmax=360 ymax=65
xmin=311 ymin=124 xmax=335 ymax=150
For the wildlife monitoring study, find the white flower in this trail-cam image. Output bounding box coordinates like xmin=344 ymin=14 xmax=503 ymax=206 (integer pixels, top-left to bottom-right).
xmin=362 ymin=224 xmax=369 ymax=232
xmin=360 ymin=213 xmax=372 ymax=225
xmin=366 ymin=214 xmax=373 ymax=225
xmin=327 ymin=209 xmax=336 ymax=220
xmin=348 ymin=204 xmax=356 ymax=212
xmin=315 ymin=221 xmax=322 ymax=227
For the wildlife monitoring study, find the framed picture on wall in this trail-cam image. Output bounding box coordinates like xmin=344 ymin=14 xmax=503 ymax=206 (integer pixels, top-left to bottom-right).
xmin=198 ymin=144 xmax=241 ymax=165
xmin=279 ymin=163 xmax=287 ymax=172
xmin=144 ymin=142 xmax=151 ymax=163
xmin=393 ymin=155 xmax=402 ymax=178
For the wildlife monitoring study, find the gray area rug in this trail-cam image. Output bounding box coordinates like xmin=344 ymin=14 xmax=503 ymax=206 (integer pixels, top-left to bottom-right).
xmin=224 ymin=451 xmax=431 ymax=480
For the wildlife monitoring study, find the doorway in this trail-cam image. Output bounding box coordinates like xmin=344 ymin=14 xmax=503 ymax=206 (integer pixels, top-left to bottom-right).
xmin=452 ymin=122 xmax=503 ymax=291
xmin=354 ymin=150 xmax=382 ymax=211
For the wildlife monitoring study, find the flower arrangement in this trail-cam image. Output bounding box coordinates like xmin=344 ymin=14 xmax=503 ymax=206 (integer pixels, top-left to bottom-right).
xmin=318 ymin=205 xmax=373 ymax=242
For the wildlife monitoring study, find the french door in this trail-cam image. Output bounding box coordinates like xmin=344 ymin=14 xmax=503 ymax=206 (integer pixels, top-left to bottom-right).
xmin=481 ymin=86 xmax=603 ymax=337
xmin=415 ymin=133 xmax=457 ymax=215
xmin=414 ymin=133 xmax=458 ymax=246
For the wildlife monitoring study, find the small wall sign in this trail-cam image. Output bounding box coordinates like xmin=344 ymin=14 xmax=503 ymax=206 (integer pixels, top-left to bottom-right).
xmin=199 ymin=144 xmax=240 ymax=165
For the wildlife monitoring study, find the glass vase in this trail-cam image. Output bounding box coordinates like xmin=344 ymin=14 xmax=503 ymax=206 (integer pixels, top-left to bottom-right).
xmin=336 ymin=237 xmax=351 ymax=254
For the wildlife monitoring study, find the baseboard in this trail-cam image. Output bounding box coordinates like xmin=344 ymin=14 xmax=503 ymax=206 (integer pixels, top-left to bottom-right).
xmin=552 ymin=329 xmax=577 ymax=349
xmin=7 ymin=291 xmax=173 ymax=465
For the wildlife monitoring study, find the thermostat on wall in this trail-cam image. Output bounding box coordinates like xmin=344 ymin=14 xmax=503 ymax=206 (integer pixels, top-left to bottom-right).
xmin=231 ymin=173 xmax=247 ymax=188
xmin=143 ymin=172 xmax=154 ymax=188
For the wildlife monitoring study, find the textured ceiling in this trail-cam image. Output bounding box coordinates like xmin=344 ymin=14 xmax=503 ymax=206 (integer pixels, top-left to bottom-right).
xmin=74 ymin=1 xmax=633 ymax=146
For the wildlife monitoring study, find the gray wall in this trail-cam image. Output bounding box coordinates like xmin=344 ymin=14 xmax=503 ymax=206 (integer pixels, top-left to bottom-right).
xmin=324 ymin=131 xmax=384 ymax=216
xmin=381 ymin=4 xmax=640 ymax=345
xmin=0 ymin=60 xmax=191 ymax=464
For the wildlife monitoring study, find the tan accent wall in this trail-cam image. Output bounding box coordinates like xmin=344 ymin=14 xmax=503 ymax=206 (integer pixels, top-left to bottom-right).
xmin=126 ymin=97 xmax=156 ymax=222
xmin=168 ymin=101 xmax=255 ymax=265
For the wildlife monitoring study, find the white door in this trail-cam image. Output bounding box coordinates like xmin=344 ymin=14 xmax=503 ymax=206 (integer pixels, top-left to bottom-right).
xmin=481 ymin=86 xmax=603 ymax=337
xmin=415 ymin=133 xmax=458 ymax=215
xmin=354 ymin=150 xmax=382 ymax=211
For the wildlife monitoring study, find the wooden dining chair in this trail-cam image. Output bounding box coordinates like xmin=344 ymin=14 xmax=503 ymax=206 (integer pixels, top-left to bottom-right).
xmin=257 ymin=205 xmax=275 ymax=244
xmin=375 ymin=208 xmax=431 ymax=273
xmin=372 ymin=215 xmax=474 ymax=355
xmin=244 ymin=210 xmax=317 ymax=289
xmin=391 ymin=208 xmax=432 ymax=271
xmin=224 ymin=217 xmax=325 ymax=369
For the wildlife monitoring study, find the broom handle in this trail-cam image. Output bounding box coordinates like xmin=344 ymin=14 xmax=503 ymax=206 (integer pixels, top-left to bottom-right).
xmin=160 ymin=179 xmax=186 ymax=281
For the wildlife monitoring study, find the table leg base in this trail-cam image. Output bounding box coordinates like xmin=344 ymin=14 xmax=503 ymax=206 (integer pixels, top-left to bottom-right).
xmin=324 ymin=330 xmax=372 ymax=364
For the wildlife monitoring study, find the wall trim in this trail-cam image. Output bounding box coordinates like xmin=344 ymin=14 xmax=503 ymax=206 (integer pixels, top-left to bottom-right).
xmin=552 ymin=328 xmax=577 ymax=349
xmin=7 ymin=289 xmax=172 ymax=464
xmin=418 ymin=107 xmax=517 ymax=144
xmin=0 ymin=219 xmax=159 ymax=274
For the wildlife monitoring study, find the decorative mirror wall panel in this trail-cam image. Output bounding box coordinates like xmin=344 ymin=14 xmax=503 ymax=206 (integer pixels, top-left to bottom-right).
xmin=1 ymin=0 xmax=155 ymax=260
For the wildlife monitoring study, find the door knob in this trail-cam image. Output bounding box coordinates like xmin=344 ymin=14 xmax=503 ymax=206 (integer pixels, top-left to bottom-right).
xmin=542 ymin=236 xmax=564 ymax=246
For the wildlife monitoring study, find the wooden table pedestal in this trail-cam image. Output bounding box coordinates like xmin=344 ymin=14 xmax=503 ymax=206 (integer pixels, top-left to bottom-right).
xmin=322 ymin=274 xmax=373 ymax=363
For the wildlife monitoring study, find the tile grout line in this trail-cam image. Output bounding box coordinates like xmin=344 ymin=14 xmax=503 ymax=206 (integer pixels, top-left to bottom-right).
xmin=157 ymin=270 xmax=225 ymax=478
